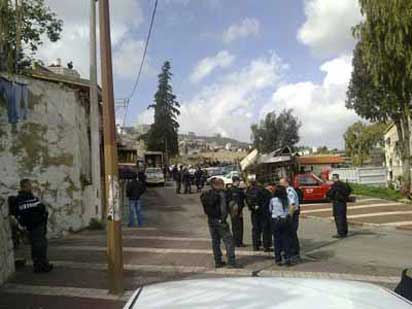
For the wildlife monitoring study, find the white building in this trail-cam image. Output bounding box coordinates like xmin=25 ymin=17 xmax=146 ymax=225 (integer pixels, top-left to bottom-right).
xmin=384 ymin=123 xmax=406 ymax=187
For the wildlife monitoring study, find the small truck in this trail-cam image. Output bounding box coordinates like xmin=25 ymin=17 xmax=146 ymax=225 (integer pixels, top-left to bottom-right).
xmin=292 ymin=173 xmax=333 ymax=202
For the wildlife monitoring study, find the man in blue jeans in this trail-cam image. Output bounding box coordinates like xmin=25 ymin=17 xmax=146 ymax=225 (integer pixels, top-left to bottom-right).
xmin=126 ymin=174 xmax=146 ymax=227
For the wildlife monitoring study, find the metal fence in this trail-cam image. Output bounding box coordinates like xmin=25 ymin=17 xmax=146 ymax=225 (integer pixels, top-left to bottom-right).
xmin=331 ymin=167 xmax=387 ymax=187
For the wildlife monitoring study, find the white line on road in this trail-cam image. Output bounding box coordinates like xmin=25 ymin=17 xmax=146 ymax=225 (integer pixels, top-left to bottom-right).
xmin=54 ymin=245 xmax=272 ymax=257
xmin=67 ymin=235 xmax=211 ymax=242
xmin=37 ymin=261 xmax=400 ymax=284
xmin=300 ymin=198 xmax=385 ymax=208
xmin=381 ymin=221 xmax=412 ymax=226
xmin=345 ymin=210 xmax=412 ymax=219
xmin=1 ymin=283 xmax=133 ymax=302
xmin=301 ymin=203 xmax=404 ymax=214
xmin=122 ymin=227 xmax=158 ymax=231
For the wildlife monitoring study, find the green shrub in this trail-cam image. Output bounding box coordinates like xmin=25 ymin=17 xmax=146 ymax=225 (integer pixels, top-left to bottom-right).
xmin=88 ymin=218 xmax=105 ymax=230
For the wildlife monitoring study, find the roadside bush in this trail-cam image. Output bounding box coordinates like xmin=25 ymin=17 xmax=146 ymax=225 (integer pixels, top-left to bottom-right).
xmin=88 ymin=218 xmax=105 ymax=230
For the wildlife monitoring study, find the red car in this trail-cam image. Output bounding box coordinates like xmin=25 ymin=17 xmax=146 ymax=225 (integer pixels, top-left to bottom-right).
xmin=292 ymin=173 xmax=332 ymax=202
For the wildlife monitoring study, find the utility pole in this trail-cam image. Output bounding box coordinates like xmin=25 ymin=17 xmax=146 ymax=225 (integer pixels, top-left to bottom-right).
xmin=99 ymin=0 xmax=124 ymax=294
xmin=89 ymin=0 xmax=102 ymax=220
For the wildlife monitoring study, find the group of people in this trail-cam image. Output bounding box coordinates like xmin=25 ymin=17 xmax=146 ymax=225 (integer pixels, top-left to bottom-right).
xmin=200 ymin=173 xmax=353 ymax=268
xmin=200 ymin=175 xmax=302 ymax=267
xmin=172 ymin=165 xmax=205 ymax=194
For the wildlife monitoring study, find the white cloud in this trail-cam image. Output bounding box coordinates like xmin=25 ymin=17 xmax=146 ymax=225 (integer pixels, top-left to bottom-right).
xmin=297 ymin=0 xmax=362 ymax=57
xmin=222 ymin=18 xmax=260 ymax=44
xmin=113 ymin=39 xmax=155 ymax=80
xmin=261 ymin=54 xmax=359 ymax=148
xmin=37 ymin=0 xmax=144 ymax=78
xmin=190 ymin=50 xmax=235 ymax=83
xmin=138 ymin=53 xmax=285 ymax=141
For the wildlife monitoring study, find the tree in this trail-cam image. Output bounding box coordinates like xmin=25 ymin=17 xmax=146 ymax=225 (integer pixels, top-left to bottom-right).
xmin=347 ymin=1 xmax=412 ymax=191
xmin=344 ymin=121 xmax=387 ymax=166
xmin=146 ymin=61 xmax=180 ymax=158
xmin=251 ymin=109 xmax=301 ymax=153
xmin=0 ymin=0 xmax=63 ymax=72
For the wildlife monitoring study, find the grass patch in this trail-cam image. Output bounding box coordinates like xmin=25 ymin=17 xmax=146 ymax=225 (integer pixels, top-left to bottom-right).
xmin=349 ymin=183 xmax=404 ymax=201
xmin=88 ymin=218 xmax=105 ymax=230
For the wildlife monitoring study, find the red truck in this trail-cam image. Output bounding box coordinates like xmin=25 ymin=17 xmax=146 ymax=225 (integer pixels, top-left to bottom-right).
xmin=292 ymin=173 xmax=332 ymax=202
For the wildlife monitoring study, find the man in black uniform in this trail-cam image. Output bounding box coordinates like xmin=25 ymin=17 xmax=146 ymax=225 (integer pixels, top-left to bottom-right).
xmin=200 ymin=178 xmax=239 ymax=268
xmin=15 ymin=179 xmax=53 ymax=273
xmin=176 ymin=166 xmax=183 ymax=194
xmin=327 ymin=174 xmax=352 ymax=238
xmin=183 ymin=168 xmax=192 ymax=194
xmin=245 ymin=176 xmax=272 ymax=252
xmin=227 ymin=176 xmax=245 ymax=247
xmin=194 ymin=167 xmax=204 ymax=193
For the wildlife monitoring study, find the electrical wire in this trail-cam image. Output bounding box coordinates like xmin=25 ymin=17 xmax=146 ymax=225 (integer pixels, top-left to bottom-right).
xmin=126 ymin=0 xmax=158 ymax=100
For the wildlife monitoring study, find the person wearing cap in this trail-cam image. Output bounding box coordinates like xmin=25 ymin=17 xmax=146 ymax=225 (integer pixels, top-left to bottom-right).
xmin=245 ymin=175 xmax=272 ymax=252
xmin=227 ymin=176 xmax=246 ymax=247
xmin=326 ymin=174 xmax=352 ymax=238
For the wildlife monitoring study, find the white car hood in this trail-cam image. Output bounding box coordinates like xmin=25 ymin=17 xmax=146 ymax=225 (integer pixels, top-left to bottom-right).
xmin=124 ymin=277 xmax=411 ymax=308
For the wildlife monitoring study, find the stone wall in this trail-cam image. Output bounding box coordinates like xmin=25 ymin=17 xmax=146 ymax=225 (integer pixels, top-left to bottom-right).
xmin=0 ymin=198 xmax=14 ymax=285
xmin=0 ymin=75 xmax=102 ymax=240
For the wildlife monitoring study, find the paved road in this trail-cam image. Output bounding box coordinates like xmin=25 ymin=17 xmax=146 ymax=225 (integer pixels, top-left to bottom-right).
xmin=1 ymin=183 xmax=411 ymax=308
xmin=300 ymin=197 xmax=412 ymax=229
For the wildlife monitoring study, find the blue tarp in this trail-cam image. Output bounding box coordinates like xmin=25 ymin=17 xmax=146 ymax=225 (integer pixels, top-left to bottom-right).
xmin=0 ymin=77 xmax=29 ymax=124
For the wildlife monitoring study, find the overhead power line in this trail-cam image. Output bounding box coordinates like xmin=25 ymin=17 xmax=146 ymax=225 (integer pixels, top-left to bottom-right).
xmin=126 ymin=0 xmax=158 ymax=100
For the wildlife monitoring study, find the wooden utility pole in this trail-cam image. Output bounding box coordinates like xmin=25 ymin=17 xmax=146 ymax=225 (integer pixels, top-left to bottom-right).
xmin=98 ymin=0 xmax=124 ymax=294
xmin=89 ymin=0 xmax=102 ymax=220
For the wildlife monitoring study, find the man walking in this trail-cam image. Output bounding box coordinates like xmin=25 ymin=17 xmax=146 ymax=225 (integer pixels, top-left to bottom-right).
xmin=280 ymin=177 xmax=301 ymax=261
xmin=245 ymin=175 xmax=272 ymax=252
xmin=200 ymin=178 xmax=240 ymax=268
xmin=15 ymin=179 xmax=53 ymax=273
xmin=175 ymin=166 xmax=183 ymax=194
xmin=227 ymin=176 xmax=245 ymax=247
xmin=327 ymin=174 xmax=352 ymax=238
xmin=194 ymin=166 xmax=204 ymax=192
xmin=183 ymin=167 xmax=192 ymax=194
xmin=126 ymin=174 xmax=146 ymax=227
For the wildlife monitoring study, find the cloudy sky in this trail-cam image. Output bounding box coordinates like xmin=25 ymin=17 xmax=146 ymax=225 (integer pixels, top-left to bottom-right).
xmin=39 ymin=0 xmax=363 ymax=148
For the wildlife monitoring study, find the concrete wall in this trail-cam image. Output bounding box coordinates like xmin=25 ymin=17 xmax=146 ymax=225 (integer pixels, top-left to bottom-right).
xmin=0 ymin=199 xmax=14 ymax=285
xmin=331 ymin=167 xmax=387 ymax=187
xmin=0 ymin=75 xmax=101 ymax=240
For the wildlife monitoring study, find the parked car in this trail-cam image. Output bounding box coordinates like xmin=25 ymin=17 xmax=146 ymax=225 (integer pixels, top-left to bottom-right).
xmin=123 ymin=278 xmax=412 ymax=308
xmin=207 ymin=171 xmax=242 ymax=187
xmin=145 ymin=167 xmax=165 ymax=186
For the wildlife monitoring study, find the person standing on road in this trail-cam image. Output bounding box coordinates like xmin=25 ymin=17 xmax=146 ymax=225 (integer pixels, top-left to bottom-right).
xmin=270 ymin=186 xmax=293 ymax=266
xmin=280 ymin=178 xmax=301 ymax=261
xmin=183 ymin=168 xmax=192 ymax=194
xmin=327 ymin=174 xmax=352 ymax=238
xmin=245 ymin=175 xmax=272 ymax=252
xmin=126 ymin=174 xmax=146 ymax=227
xmin=194 ymin=166 xmax=204 ymax=193
xmin=200 ymin=178 xmax=240 ymax=268
xmin=175 ymin=166 xmax=183 ymax=194
xmin=227 ymin=176 xmax=245 ymax=247
xmin=15 ymin=179 xmax=53 ymax=273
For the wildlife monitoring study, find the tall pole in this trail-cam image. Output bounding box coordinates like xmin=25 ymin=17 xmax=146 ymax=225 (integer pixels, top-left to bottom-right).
xmin=89 ymin=0 xmax=102 ymax=220
xmin=99 ymin=0 xmax=124 ymax=294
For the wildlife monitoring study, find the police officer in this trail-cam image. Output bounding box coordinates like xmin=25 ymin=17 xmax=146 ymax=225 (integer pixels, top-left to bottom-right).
xmin=280 ymin=178 xmax=301 ymax=261
xmin=327 ymin=174 xmax=352 ymax=238
xmin=15 ymin=179 xmax=53 ymax=273
xmin=176 ymin=166 xmax=183 ymax=194
xmin=194 ymin=167 xmax=204 ymax=193
xmin=200 ymin=178 xmax=240 ymax=268
xmin=183 ymin=168 xmax=192 ymax=194
xmin=245 ymin=175 xmax=272 ymax=252
xmin=227 ymin=176 xmax=245 ymax=247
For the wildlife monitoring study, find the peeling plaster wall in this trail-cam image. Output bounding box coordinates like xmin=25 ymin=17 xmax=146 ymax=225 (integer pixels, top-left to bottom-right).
xmin=0 ymin=76 xmax=101 ymax=241
xmin=0 ymin=197 xmax=14 ymax=285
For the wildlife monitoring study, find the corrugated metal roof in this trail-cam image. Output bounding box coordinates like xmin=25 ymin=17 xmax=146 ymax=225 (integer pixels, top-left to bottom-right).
xmin=298 ymin=155 xmax=344 ymax=165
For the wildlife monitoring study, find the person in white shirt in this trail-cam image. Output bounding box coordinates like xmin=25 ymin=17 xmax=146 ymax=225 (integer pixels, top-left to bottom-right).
xmin=269 ymin=186 xmax=292 ymax=266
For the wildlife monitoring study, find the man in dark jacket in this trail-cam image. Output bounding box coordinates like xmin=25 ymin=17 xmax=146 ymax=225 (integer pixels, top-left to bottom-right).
xmin=175 ymin=166 xmax=183 ymax=194
xmin=326 ymin=174 xmax=352 ymax=238
xmin=15 ymin=179 xmax=53 ymax=273
xmin=194 ymin=167 xmax=204 ymax=193
xmin=200 ymin=178 xmax=239 ymax=268
xmin=227 ymin=176 xmax=245 ymax=247
xmin=245 ymin=176 xmax=272 ymax=252
xmin=183 ymin=168 xmax=192 ymax=194
xmin=126 ymin=175 xmax=146 ymax=227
